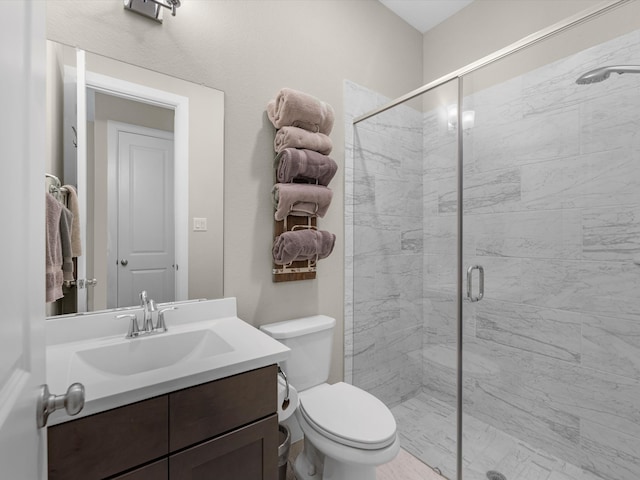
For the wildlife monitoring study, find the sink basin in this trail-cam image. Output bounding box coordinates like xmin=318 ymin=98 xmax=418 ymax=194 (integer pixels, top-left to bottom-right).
xmin=74 ymin=329 xmax=234 ymax=376
xmin=45 ymin=297 xmax=291 ymax=425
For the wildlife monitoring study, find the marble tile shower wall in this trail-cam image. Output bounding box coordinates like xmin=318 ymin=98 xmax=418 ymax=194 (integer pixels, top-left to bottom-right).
xmin=423 ymin=30 xmax=640 ymax=480
xmin=344 ymin=80 xmax=424 ymax=407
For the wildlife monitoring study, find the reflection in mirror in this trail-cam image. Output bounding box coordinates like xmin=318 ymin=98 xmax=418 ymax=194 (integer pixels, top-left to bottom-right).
xmin=91 ymin=94 xmax=175 ymax=311
xmin=45 ymin=41 xmax=224 ymax=317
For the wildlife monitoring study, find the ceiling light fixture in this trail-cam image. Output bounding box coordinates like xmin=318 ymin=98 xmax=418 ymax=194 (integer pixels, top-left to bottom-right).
xmin=124 ymin=0 xmax=181 ymax=23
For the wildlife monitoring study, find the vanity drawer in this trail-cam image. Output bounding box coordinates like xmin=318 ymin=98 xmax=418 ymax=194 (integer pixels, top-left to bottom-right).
xmin=169 ymin=414 xmax=278 ymax=480
xmin=169 ymin=365 xmax=277 ymax=451
xmin=48 ymin=395 xmax=168 ymax=480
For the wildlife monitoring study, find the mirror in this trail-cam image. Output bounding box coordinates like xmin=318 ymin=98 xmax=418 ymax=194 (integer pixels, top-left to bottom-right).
xmin=46 ymin=41 xmax=224 ymax=316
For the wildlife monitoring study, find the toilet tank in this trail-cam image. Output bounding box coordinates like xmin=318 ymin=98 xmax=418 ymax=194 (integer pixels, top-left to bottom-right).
xmin=260 ymin=315 xmax=335 ymax=392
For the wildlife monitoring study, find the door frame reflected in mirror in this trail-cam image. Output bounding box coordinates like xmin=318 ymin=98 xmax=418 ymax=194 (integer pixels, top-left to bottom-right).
xmin=82 ymin=67 xmax=190 ymax=306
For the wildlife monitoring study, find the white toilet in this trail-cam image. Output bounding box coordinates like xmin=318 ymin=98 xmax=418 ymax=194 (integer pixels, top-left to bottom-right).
xmin=261 ymin=315 xmax=400 ymax=480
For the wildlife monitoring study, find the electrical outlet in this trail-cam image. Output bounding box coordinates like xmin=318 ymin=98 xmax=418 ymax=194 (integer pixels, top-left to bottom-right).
xmin=193 ymin=217 xmax=207 ymax=232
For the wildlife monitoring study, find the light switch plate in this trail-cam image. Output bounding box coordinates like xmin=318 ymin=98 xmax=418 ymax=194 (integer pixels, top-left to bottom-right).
xmin=193 ymin=217 xmax=208 ymax=232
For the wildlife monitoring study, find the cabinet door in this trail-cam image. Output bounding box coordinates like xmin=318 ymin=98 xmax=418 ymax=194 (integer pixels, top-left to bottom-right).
xmin=48 ymin=396 xmax=168 ymax=479
xmin=112 ymin=459 xmax=168 ymax=480
xmin=169 ymin=365 xmax=277 ymax=451
xmin=169 ymin=414 xmax=279 ymax=480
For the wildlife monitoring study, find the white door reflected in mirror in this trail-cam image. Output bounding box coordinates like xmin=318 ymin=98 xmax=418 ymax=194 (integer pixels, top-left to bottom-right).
xmin=107 ymin=122 xmax=175 ymax=308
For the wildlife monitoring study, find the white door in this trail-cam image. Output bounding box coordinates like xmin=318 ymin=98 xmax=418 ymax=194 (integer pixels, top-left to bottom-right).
xmin=0 ymin=1 xmax=47 ymax=479
xmin=114 ymin=126 xmax=175 ymax=307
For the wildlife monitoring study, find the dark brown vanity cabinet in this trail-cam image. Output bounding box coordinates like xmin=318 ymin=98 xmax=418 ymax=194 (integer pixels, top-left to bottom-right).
xmin=48 ymin=365 xmax=278 ymax=480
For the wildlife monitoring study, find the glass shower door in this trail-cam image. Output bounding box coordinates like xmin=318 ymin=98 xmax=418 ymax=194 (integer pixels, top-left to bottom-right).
xmin=460 ymin=10 xmax=640 ymax=480
xmin=349 ymin=78 xmax=461 ymax=479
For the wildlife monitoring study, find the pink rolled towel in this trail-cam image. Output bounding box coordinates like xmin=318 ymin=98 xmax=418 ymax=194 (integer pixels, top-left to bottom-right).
xmin=275 ymin=148 xmax=338 ymax=187
xmin=272 ymin=183 xmax=333 ymax=221
xmin=267 ymin=88 xmax=334 ymax=135
xmin=273 ymin=229 xmax=336 ymax=265
xmin=274 ymin=126 xmax=333 ymax=155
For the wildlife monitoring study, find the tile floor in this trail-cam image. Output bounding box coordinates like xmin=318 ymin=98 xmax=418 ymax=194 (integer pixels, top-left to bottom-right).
xmin=285 ymin=439 xmax=444 ymax=480
xmin=377 ymin=448 xmax=447 ymax=480
xmin=284 ymin=390 xmax=607 ymax=479
xmin=391 ymin=390 xmax=607 ymax=480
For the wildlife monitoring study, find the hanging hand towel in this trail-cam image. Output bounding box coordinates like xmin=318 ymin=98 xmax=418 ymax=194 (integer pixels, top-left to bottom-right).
xmin=272 ymin=183 xmax=333 ymax=221
xmin=275 ymin=148 xmax=338 ymax=186
xmin=273 ymin=229 xmax=336 ymax=265
xmin=274 ymin=126 xmax=333 ymax=155
xmin=59 ymin=206 xmax=74 ymax=282
xmin=45 ymin=192 xmax=64 ymax=303
xmin=267 ymin=88 xmax=334 ymax=135
xmin=63 ymin=184 xmax=82 ymax=257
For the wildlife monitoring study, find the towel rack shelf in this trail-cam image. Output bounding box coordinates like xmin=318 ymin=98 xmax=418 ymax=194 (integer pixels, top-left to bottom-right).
xmin=267 ymin=87 xmax=336 ymax=283
xmin=272 ymin=215 xmax=317 ymax=282
xmin=273 ymin=265 xmax=317 ymax=276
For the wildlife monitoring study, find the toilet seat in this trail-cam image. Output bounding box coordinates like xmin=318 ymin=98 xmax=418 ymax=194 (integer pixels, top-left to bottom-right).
xmin=298 ymin=382 xmax=397 ymax=450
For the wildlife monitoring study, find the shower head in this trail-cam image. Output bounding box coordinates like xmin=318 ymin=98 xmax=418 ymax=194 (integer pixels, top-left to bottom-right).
xmin=576 ymin=65 xmax=640 ymax=84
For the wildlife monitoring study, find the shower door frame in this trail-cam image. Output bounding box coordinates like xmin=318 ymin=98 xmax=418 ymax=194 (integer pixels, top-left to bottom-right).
xmin=353 ymin=0 xmax=630 ymax=125
xmin=351 ymin=1 xmax=632 ymax=478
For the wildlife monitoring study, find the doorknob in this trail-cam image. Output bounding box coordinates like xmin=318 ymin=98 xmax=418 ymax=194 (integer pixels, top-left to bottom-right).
xmin=120 ymin=259 xmax=128 ymax=266
xmin=37 ymin=383 xmax=85 ymax=428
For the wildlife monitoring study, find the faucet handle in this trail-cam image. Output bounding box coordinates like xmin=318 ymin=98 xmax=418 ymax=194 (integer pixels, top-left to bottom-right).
xmin=155 ymin=307 xmax=177 ymax=333
xmin=117 ymin=313 xmax=140 ymax=338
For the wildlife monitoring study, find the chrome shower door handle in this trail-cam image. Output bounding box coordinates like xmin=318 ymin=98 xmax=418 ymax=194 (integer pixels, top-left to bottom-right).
xmin=466 ymin=265 xmax=484 ymax=302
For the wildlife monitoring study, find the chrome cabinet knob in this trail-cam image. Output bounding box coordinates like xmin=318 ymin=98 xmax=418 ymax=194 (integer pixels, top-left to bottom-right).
xmin=120 ymin=259 xmax=128 ymax=266
xmin=37 ymin=383 xmax=85 ymax=428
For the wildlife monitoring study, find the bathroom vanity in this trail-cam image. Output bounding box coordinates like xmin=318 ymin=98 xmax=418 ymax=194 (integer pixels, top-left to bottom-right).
xmin=45 ymin=298 xmax=289 ymax=480
xmin=48 ymin=365 xmax=277 ymax=479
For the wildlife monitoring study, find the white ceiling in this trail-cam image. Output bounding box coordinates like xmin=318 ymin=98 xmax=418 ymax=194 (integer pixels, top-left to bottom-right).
xmin=378 ymin=0 xmax=474 ymax=33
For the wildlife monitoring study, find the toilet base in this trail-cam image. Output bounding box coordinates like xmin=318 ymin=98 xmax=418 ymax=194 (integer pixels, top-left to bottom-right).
xmin=293 ymin=439 xmax=378 ymax=480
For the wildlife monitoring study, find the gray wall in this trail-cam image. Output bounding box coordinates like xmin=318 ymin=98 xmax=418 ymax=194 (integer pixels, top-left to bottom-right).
xmin=46 ymin=0 xmax=423 ymax=383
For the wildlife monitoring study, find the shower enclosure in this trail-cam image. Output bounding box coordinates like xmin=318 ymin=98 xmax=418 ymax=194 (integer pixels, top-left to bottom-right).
xmin=346 ymin=2 xmax=640 ymax=479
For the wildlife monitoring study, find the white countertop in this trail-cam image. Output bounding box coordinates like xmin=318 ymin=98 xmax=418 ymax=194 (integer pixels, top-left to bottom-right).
xmin=46 ymin=297 xmax=289 ymax=426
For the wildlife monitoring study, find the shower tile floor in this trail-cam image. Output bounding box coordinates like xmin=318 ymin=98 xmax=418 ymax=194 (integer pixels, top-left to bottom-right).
xmin=391 ymin=391 xmax=606 ymax=480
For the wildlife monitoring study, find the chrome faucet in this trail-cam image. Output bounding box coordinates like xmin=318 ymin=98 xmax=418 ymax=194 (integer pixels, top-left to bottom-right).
xmin=116 ymin=291 xmax=176 ymax=338
xmin=140 ymin=290 xmax=157 ymax=333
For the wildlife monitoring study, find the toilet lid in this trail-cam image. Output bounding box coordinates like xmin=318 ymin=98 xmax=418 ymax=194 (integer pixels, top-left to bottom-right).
xmin=299 ymin=382 xmax=397 ymax=450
